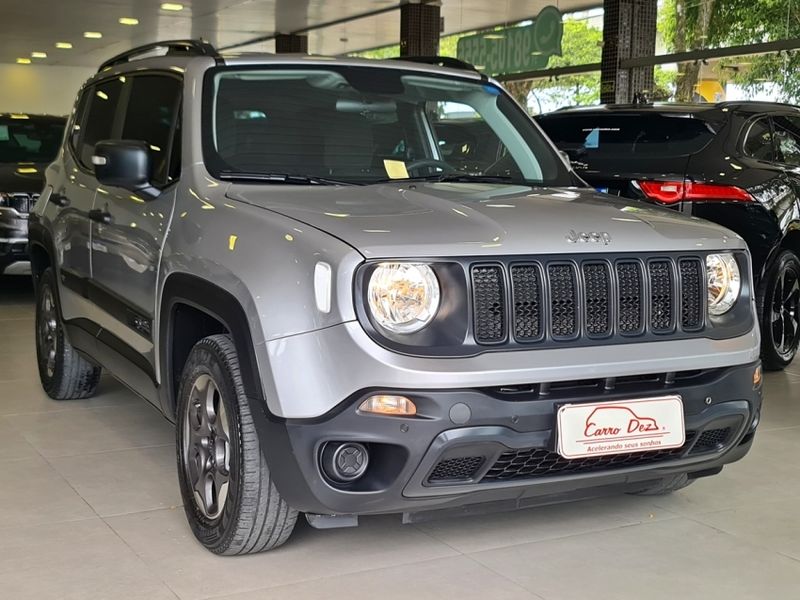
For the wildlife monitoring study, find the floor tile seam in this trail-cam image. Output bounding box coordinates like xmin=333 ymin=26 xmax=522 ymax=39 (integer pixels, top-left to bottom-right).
xmin=461 ymin=553 xmax=548 ymax=600
xmin=42 ymin=442 xmax=176 ymax=460
xmin=97 ymin=514 xmax=182 ymax=599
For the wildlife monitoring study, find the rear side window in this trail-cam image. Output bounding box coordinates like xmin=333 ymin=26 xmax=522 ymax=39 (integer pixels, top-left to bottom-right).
xmin=743 ymin=117 xmax=774 ymax=161
xmin=773 ymin=116 xmax=800 ymax=167
xmin=121 ymin=75 xmax=182 ymax=185
xmin=538 ymin=114 xmax=717 ymax=159
xmin=78 ymin=77 xmax=124 ymax=168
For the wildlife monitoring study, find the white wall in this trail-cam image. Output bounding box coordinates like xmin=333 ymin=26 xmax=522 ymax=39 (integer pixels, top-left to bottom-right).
xmin=0 ymin=63 xmax=95 ymax=116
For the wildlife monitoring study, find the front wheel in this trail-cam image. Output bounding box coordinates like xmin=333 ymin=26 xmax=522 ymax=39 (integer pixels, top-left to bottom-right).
xmin=176 ymin=334 xmax=298 ymax=555
xmin=759 ymin=250 xmax=800 ymax=371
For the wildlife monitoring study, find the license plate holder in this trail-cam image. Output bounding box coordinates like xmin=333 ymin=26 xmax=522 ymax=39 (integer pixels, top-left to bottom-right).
xmin=556 ymin=395 xmax=685 ymax=460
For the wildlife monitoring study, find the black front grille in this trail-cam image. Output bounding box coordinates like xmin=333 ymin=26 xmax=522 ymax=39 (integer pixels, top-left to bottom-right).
xmin=6 ymin=193 xmax=36 ymax=213
xmin=469 ymin=255 xmax=706 ymax=348
xmin=428 ymin=456 xmax=484 ymax=482
xmin=481 ymin=434 xmax=695 ymax=482
xmin=471 ymin=265 xmax=506 ymax=343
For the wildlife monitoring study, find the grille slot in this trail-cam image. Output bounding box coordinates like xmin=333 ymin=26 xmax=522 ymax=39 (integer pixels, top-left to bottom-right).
xmin=692 ymin=427 xmax=732 ymax=452
xmin=548 ymin=264 xmax=578 ymax=338
xmin=511 ymin=265 xmax=542 ymax=341
xmin=648 ymin=260 xmax=674 ymax=332
xmin=679 ymin=258 xmax=704 ymax=330
xmin=616 ymin=261 xmax=643 ymax=334
xmin=471 ymin=265 xmax=506 ymax=343
xmin=481 ymin=434 xmax=695 ymax=482
xmin=7 ymin=193 xmax=36 ymax=213
xmin=428 ymin=456 xmax=485 ymax=482
xmin=583 ymin=262 xmax=611 ymax=336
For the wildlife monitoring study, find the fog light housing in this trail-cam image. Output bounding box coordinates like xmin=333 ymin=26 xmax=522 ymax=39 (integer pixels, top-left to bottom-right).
xmin=320 ymin=442 xmax=369 ymax=483
xmin=358 ymin=394 xmax=417 ymax=417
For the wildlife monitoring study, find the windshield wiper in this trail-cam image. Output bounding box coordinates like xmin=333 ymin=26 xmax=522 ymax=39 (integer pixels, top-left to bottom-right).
xmin=218 ymin=171 xmax=359 ymax=186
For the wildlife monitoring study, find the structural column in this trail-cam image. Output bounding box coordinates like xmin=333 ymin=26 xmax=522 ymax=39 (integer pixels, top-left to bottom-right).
xmin=275 ymin=33 xmax=308 ymax=53
xmin=399 ymin=1 xmax=441 ymax=57
xmin=600 ymin=0 xmax=657 ymax=104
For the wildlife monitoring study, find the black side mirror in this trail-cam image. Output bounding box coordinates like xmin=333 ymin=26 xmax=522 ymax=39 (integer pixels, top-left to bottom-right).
xmin=92 ymin=140 xmax=158 ymax=199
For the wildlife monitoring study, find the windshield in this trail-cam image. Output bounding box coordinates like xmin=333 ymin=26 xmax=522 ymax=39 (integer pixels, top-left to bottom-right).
xmin=0 ymin=116 xmax=65 ymax=163
xmin=203 ymin=66 xmax=570 ymax=186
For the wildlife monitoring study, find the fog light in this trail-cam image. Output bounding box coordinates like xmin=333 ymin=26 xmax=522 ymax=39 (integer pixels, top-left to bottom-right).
xmin=753 ymin=365 xmax=763 ymax=388
xmin=320 ymin=442 xmax=369 ymax=483
xmin=358 ymin=395 xmax=417 ymax=416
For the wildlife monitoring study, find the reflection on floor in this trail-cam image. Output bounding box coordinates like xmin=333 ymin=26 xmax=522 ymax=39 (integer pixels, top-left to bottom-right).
xmin=2 ymin=275 xmax=800 ymax=600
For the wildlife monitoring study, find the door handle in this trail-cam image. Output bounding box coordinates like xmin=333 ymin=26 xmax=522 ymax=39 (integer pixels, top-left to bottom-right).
xmin=88 ymin=208 xmax=113 ymax=225
xmin=51 ymin=193 xmax=70 ymax=207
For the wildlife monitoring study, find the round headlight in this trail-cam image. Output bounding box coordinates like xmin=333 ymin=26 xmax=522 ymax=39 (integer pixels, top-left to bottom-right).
xmin=706 ymin=253 xmax=741 ymax=316
xmin=367 ymin=263 xmax=440 ymax=334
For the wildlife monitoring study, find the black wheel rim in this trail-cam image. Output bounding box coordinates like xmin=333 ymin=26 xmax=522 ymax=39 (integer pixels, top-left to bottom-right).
xmin=37 ymin=283 xmax=58 ymax=378
xmin=771 ymin=264 xmax=800 ymax=360
xmin=183 ymin=374 xmax=231 ymax=520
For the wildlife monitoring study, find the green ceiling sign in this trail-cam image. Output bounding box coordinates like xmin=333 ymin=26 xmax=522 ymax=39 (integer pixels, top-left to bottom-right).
xmin=456 ymin=6 xmax=563 ymax=76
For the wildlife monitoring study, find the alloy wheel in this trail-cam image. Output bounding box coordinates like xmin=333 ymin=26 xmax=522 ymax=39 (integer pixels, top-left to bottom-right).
xmin=183 ymin=374 xmax=232 ymax=520
xmin=37 ymin=283 xmax=58 ymax=378
xmin=771 ymin=265 xmax=800 ymax=359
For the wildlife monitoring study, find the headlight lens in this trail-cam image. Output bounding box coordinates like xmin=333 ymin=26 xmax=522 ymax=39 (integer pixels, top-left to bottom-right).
xmin=706 ymin=253 xmax=741 ymax=315
xmin=367 ymin=263 xmax=440 ymax=334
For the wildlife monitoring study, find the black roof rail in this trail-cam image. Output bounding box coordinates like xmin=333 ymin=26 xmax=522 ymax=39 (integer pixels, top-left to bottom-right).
xmin=98 ymin=39 xmax=219 ymax=72
xmin=390 ymin=55 xmax=480 ymax=73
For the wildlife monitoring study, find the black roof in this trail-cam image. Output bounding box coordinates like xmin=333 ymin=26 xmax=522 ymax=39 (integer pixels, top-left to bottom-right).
xmin=539 ymin=101 xmax=800 ymax=117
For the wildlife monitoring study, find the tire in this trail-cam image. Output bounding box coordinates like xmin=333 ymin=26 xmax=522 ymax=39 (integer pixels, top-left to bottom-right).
xmin=758 ymin=250 xmax=800 ymax=371
xmin=629 ymin=473 xmax=694 ymax=496
xmin=35 ymin=267 xmax=101 ymax=400
xmin=176 ymin=334 xmax=298 ymax=555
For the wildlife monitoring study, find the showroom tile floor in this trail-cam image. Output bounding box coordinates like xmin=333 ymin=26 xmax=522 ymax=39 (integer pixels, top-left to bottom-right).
xmin=2 ymin=275 xmax=800 ymax=600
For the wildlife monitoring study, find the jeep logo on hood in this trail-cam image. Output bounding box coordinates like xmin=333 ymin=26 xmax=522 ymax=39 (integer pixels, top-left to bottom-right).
xmin=566 ymin=229 xmax=612 ymax=245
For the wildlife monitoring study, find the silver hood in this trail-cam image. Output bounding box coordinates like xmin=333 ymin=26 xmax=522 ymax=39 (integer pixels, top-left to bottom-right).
xmin=226 ymin=182 xmax=745 ymax=258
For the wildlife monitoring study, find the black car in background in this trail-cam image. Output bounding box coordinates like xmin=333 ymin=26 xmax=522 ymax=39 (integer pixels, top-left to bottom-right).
xmin=0 ymin=113 xmax=66 ymax=275
xmin=538 ymin=102 xmax=800 ymax=370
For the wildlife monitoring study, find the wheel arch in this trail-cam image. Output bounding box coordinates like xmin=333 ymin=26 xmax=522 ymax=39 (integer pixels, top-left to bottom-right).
xmin=159 ymin=272 xmax=266 ymax=420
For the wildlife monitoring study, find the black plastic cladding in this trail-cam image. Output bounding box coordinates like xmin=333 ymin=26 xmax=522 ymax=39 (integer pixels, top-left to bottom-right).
xmin=354 ymin=251 xmax=753 ymax=358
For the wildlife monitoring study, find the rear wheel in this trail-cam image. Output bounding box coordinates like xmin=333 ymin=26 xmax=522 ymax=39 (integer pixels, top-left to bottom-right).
xmin=35 ymin=267 xmax=101 ymax=399
xmin=759 ymin=250 xmax=800 ymax=371
xmin=176 ymin=334 xmax=298 ymax=554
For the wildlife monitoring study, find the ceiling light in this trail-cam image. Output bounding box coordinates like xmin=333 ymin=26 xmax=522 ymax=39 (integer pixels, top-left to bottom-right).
xmin=84 ymin=32 xmax=103 ymax=39
xmin=161 ymin=2 xmax=184 ymax=10
xmin=119 ymin=17 xmax=139 ymax=25
xmin=31 ymin=51 xmax=47 ymax=59
xmin=55 ymin=42 xmax=73 ymax=49
xmin=16 ymin=58 xmax=31 ymax=64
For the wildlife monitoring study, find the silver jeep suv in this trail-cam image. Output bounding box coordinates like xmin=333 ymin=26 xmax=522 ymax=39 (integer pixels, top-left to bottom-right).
xmin=30 ymin=41 xmax=763 ymax=555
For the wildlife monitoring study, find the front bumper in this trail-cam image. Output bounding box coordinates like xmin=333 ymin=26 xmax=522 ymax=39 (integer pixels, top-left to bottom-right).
xmin=259 ymin=361 xmax=762 ymax=518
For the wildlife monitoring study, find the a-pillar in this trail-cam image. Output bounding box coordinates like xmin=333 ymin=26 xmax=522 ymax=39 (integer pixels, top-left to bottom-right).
xmin=399 ymin=1 xmax=441 ymax=57
xmin=275 ymin=33 xmax=308 ymax=54
xmin=600 ymin=0 xmax=657 ymax=104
